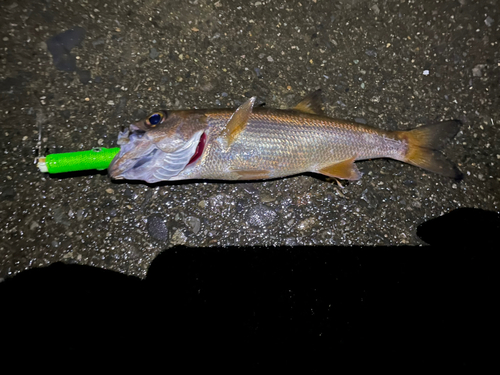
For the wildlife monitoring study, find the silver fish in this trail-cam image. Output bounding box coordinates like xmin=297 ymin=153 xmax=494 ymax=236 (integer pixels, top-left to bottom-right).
xmin=109 ymin=90 xmax=462 ymax=183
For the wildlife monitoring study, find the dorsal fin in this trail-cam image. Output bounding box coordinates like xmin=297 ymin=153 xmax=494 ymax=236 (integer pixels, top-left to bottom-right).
xmin=293 ymin=89 xmax=324 ymax=115
xmin=221 ymin=96 xmax=256 ymax=147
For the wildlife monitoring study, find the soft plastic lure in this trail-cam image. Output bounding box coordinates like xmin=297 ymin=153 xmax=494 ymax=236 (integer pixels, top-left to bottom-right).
xmin=37 ymin=147 xmax=120 ymax=174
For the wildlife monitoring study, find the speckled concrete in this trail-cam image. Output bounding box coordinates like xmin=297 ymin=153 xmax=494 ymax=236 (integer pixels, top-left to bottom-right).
xmin=1 ymin=0 xmax=499 ymax=279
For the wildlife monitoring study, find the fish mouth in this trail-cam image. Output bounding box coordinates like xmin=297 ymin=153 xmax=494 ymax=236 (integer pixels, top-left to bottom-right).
xmin=109 ymin=127 xmax=206 ymax=183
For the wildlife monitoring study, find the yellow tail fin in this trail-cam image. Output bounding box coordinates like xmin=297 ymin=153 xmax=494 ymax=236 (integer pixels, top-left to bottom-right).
xmin=395 ymin=120 xmax=463 ymax=180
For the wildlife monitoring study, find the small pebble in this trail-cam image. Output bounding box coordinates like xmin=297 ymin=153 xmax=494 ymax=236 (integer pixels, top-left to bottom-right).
xmin=185 ymin=216 xmax=201 ymax=234
xmin=147 ymin=214 xmax=169 ymax=241
xmin=171 ymin=229 xmax=187 ymax=245
xmin=298 ymin=217 xmax=317 ymax=231
xmin=472 ymin=64 xmax=485 ymax=77
xmin=247 ymin=205 xmax=278 ymax=228
xmin=149 ymin=47 xmax=160 ymax=59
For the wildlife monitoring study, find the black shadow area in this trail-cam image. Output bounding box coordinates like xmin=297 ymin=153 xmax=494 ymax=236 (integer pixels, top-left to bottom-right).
xmin=417 ymin=207 xmax=499 ymax=247
xmin=0 ymin=208 xmax=496 ymax=363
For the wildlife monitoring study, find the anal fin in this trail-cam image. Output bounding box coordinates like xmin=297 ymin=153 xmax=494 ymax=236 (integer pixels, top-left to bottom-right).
xmin=317 ymin=156 xmax=362 ymax=181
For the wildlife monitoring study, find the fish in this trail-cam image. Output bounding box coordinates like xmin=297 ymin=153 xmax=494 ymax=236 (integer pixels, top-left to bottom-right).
xmin=108 ymin=90 xmax=462 ymax=183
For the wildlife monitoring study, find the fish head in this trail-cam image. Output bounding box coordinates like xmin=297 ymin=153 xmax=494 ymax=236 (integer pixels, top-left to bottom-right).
xmin=108 ymin=110 xmax=207 ymax=183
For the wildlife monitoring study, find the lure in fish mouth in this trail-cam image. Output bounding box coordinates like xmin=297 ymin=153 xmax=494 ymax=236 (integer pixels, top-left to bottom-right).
xmin=109 ymin=90 xmax=462 ymax=183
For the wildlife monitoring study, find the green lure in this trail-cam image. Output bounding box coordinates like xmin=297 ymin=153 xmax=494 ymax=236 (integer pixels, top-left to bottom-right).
xmin=37 ymin=147 xmax=120 ymax=174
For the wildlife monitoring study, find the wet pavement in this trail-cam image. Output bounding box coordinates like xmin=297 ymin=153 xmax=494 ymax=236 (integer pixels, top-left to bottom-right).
xmin=1 ymin=0 xmax=499 ymax=279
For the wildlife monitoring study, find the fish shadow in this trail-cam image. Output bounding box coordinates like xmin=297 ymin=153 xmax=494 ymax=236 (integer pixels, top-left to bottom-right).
xmin=110 ymin=172 xmax=339 ymax=187
xmin=48 ymin=169 xmax=108 ymax=179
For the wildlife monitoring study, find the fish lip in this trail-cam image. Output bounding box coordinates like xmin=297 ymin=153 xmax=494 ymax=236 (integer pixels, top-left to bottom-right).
xmin=110 ymin=148 xmax=158 ymax=176
xmin=108 ymin=128 xmax=157 ymax=180
xmin=108 ymin=151 xmax=150 ymax=180
xmin=109 ymin=148 xmax=157 ymax=181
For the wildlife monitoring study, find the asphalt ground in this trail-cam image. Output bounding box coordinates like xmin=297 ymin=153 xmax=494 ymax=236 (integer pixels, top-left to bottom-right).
xmin=1 ymin=0 xmax=498 ymax=279
xmin=0 ymin=0 xmax=498 ymax=359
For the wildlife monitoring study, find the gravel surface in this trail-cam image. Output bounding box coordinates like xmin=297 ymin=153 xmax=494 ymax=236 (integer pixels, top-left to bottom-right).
xmin=1 ymin=0 xmax=499 ymax=279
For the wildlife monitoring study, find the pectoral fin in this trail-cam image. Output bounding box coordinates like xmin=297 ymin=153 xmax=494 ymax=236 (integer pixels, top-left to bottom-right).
xmin=222 ymin=96 xmax=256 ymax=147
xmin=293 ymin=89 xmax=324 ymax=115
xmin=233 ymin=169 xmax=271 ymax=180
xmin=317 ymin=156 xmax=362 ymax=180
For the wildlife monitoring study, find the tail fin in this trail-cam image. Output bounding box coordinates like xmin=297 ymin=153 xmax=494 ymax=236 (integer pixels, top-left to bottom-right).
xmin=395 ymin=120 xmax=463 ymax=180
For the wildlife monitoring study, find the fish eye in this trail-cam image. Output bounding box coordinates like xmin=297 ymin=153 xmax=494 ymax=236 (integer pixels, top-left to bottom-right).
xmin=147 ymin=112 xmax=165 ymax=127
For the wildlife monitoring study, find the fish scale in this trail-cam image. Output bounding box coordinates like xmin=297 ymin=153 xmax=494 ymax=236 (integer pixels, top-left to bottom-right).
xmin=179 ymin=109 xmax=404 ymax=180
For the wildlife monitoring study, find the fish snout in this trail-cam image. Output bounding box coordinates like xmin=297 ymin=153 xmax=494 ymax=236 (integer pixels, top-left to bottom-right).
xmin=108 ymin=130 xmax=157 ymax=181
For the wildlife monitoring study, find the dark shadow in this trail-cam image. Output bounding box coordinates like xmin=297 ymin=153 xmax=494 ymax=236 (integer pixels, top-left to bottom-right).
xmin=110 ymin=172 xmax=345 ymax=187
xmin=0 ymin=263 xmax=143 ymax=355
xmin=0 ymin=208 xmax=495 ymax=359
xmin=417 ymin=207 xmax=500 ymax=247
xmin=109 ymin=173 xmax=306 ymax=187
xmin=48 ymin=169 xmax=108 ymax=179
